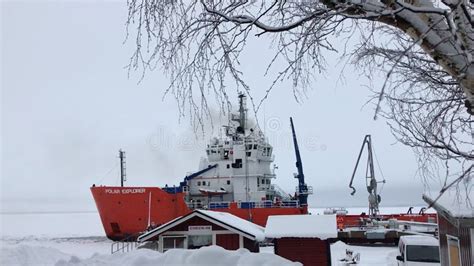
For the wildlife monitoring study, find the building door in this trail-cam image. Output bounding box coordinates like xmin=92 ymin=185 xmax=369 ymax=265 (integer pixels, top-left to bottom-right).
xmin=447 ymin=235 xmax=461 ymax=266
xmin=471 ymin=229 xmax=474 ymax=263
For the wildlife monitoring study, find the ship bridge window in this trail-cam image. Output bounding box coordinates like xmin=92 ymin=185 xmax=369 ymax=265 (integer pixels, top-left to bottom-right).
xmin=263 ymin=147 xmax=272 ymax=156
xmin=253 ymin=144 xmax=258 ymax=149
xmin=206 ymin=150 xmax=210 ymax=155
xmin=232 ymin=159 xmax=243 ymax=168
xmin=211 ymin=150 xmax=216 ymax=154
xmin=261 ymin=179 xmax=265 ymax=185
xmin=246 ymin=151 xmax=251 ymax=157
xmin=266 ymin=179 xmax=270 ymax=184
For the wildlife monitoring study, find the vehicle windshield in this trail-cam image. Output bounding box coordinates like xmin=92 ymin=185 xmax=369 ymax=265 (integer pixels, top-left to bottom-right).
xmin=406 ymin=245 xmax=440 ymax=262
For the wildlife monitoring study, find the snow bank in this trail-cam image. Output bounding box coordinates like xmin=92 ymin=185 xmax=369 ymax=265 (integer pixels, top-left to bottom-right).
xmin=330 ymin=241 xmax=398 ymax=266
xmin=1 ymin=245 xmax=300 ymax=266
xmin=265 ymin=214 xmax=337 ymax=239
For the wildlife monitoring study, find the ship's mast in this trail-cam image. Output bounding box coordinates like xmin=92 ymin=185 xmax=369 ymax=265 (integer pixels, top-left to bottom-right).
xmin=119 ymin=149 xmax=127 ymax=187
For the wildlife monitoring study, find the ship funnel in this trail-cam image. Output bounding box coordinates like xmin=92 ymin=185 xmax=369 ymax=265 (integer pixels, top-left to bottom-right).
xmin=237 ymin=93 xmax=246 ymax=134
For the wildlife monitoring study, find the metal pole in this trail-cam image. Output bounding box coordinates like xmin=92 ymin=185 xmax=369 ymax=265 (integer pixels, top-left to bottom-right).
xmin=119 ymin=149 xmax=126 ymax=187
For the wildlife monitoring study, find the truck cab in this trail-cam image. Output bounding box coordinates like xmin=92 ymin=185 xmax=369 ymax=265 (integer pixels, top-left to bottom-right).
xmin=396 ymin=235 xmax=440 ymax=265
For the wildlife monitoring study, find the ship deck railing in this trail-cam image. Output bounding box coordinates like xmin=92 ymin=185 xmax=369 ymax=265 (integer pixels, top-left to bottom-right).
xmin=196 ymin=200 xmax=300 ymax=210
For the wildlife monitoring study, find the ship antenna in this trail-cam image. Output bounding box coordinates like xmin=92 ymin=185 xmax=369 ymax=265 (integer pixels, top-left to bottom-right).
xmin=119 ymin=149 xmax=127 ymax=187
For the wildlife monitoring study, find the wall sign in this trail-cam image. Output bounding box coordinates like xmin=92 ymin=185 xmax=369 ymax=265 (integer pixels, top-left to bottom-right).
xmin=188 ymin=225 xmax=212 ymax=232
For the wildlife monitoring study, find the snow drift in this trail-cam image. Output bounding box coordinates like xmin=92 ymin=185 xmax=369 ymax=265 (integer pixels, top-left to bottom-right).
xmin=1 ymin=245 xmax=301 ymax=266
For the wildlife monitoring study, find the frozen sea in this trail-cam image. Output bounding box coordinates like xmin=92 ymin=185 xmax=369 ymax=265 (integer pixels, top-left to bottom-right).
xmin=0 ymin=206 xmax=432 ymax=265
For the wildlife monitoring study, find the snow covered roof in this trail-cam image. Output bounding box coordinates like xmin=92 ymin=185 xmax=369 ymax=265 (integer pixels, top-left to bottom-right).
xmin=265 ymin=214 xmax=337 ymax=240
xmin=423 ymin=187 xmax=474 ymax=219
xmin=197 ymin=210 xmax=265 ymax=241
xmin=138 ymin=210 xmax=265 ymax=242
xmin=399 ymin=235 xmax=439 ymax=246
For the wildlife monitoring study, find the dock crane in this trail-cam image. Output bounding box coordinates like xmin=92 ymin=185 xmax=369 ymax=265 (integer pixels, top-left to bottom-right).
xmin=349 ymin=135 xmax=385 ymax=216
xmin=290 ymin=117 xmax=313 ymax=206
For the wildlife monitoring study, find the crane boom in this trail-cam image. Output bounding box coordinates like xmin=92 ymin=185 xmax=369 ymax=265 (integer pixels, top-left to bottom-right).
xmin=348 ymin=135 xmax=382 ymax=216
xmin=290 ymin=117 xmax=311 ymax=206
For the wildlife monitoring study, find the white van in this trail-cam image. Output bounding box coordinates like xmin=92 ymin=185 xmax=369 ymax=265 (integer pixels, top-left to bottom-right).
xmin=396 ymin=235 xmax=440 ymax=265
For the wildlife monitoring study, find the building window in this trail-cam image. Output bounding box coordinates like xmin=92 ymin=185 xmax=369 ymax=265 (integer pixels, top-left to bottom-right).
xmin=188 ymin=235 xmax=212 ymax=249
xmin=227 ymin=180 xmax=231 ymax=185
xmin=266 ymin=179 xmax=270 ymax=184
xmin=246 ymin=152 xmax=251 ymax=157
xmin=163 ymin=236 xmax=186 ymax=251
xmin=227 ymin=164 xmax=230 ymax=169
xmin=197 ymin=181 xmax=201 ymax=186
xmin=261 ymin=179 xmax=265 ymax=185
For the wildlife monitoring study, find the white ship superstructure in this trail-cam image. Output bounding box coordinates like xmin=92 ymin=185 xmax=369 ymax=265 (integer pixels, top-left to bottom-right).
xmin=184 ymin=95 xmax=289 ymax=206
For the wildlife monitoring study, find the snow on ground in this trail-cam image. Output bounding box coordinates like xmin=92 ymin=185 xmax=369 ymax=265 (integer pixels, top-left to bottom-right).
xmin=331 ymin=241 xmax=398 ymax=266
xmin=1 ymin=245 xmax=300 ymax=266
xmin=1 ymin=211 xmax=113 ymax=260
xmin=1 ymin=208 xmax=411 ymax=265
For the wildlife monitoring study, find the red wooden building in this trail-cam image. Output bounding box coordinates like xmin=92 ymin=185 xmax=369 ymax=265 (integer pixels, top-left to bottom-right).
xmin=423 ymin=189 xmax=474 ymax=266
xmin=137 ymin=209 xmax=264 ymax=252
xmin=265 ymin=214 xmax=337 ymax=265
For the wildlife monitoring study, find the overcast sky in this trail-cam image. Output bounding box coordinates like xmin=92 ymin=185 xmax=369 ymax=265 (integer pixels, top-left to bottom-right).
xmin=1 ymin=1 xmax=437 ymax=211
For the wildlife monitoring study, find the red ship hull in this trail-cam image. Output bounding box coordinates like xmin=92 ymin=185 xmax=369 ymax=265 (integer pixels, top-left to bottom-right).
xmin=91 ymin=186 xmax=308 ymax=241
